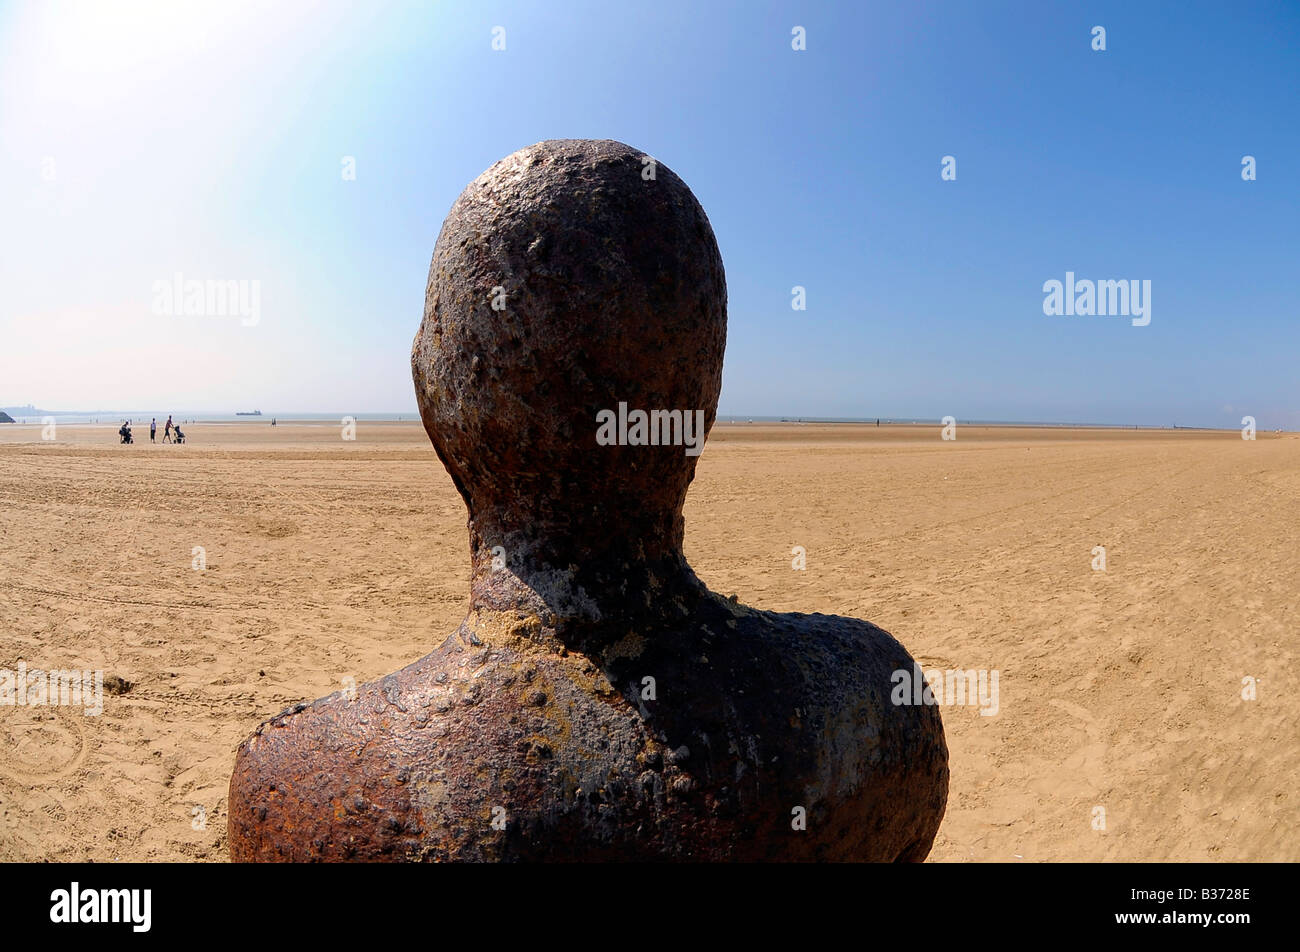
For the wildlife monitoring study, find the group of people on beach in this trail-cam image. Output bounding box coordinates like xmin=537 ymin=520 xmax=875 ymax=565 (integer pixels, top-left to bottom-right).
xmin=119 ymin=416 xmax=185 ymax=445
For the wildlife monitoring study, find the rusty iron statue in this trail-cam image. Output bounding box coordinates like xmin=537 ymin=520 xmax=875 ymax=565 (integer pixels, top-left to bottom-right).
xmin=227 ymin=139 xmax=948 ymax=861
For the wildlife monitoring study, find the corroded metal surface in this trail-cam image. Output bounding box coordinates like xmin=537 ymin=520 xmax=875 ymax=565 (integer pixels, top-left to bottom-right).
xmin=227 ymin=139 xmax=948 ymax=861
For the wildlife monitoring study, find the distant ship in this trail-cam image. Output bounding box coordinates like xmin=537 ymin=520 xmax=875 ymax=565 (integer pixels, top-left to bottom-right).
xmin=236 ymin=410 xmax=263 ymax=416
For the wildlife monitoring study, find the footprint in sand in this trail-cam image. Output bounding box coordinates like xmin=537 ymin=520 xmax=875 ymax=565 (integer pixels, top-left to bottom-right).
xmin=1044 ymin=698 xmax=1108 ymax=796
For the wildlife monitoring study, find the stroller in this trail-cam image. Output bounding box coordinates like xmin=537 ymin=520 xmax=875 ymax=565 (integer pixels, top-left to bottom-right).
xmin=173 ymin=425 xmax=185 ymax=444
xmin=119 ymin=422 xmax=133 ymax=444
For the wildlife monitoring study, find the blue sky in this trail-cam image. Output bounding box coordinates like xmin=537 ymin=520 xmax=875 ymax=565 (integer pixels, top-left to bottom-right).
xmin=1 ymin=0 xmax=1296 ymax=427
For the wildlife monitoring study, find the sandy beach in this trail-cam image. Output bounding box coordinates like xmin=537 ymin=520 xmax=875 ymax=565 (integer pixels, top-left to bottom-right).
xmin=0 ymin=420 xmax=1296 ymax=861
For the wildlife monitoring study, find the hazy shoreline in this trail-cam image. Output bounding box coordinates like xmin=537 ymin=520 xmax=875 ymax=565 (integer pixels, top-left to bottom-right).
xmin=0 ymin=414 xmax=1283 ymax=434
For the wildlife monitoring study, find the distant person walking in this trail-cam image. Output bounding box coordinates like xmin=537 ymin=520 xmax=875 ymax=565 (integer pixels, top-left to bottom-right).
xmin=150 ymin=418 xmax=157 ymax=442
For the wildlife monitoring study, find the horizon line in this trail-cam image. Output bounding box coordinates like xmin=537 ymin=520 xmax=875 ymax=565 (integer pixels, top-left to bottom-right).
xmin=0 ymin=408 xmax=1283 ymax=433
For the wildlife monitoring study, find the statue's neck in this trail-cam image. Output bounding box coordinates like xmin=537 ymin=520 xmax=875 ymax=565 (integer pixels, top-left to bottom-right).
xmin=463 ymin=514 xmax=706 ymax=654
